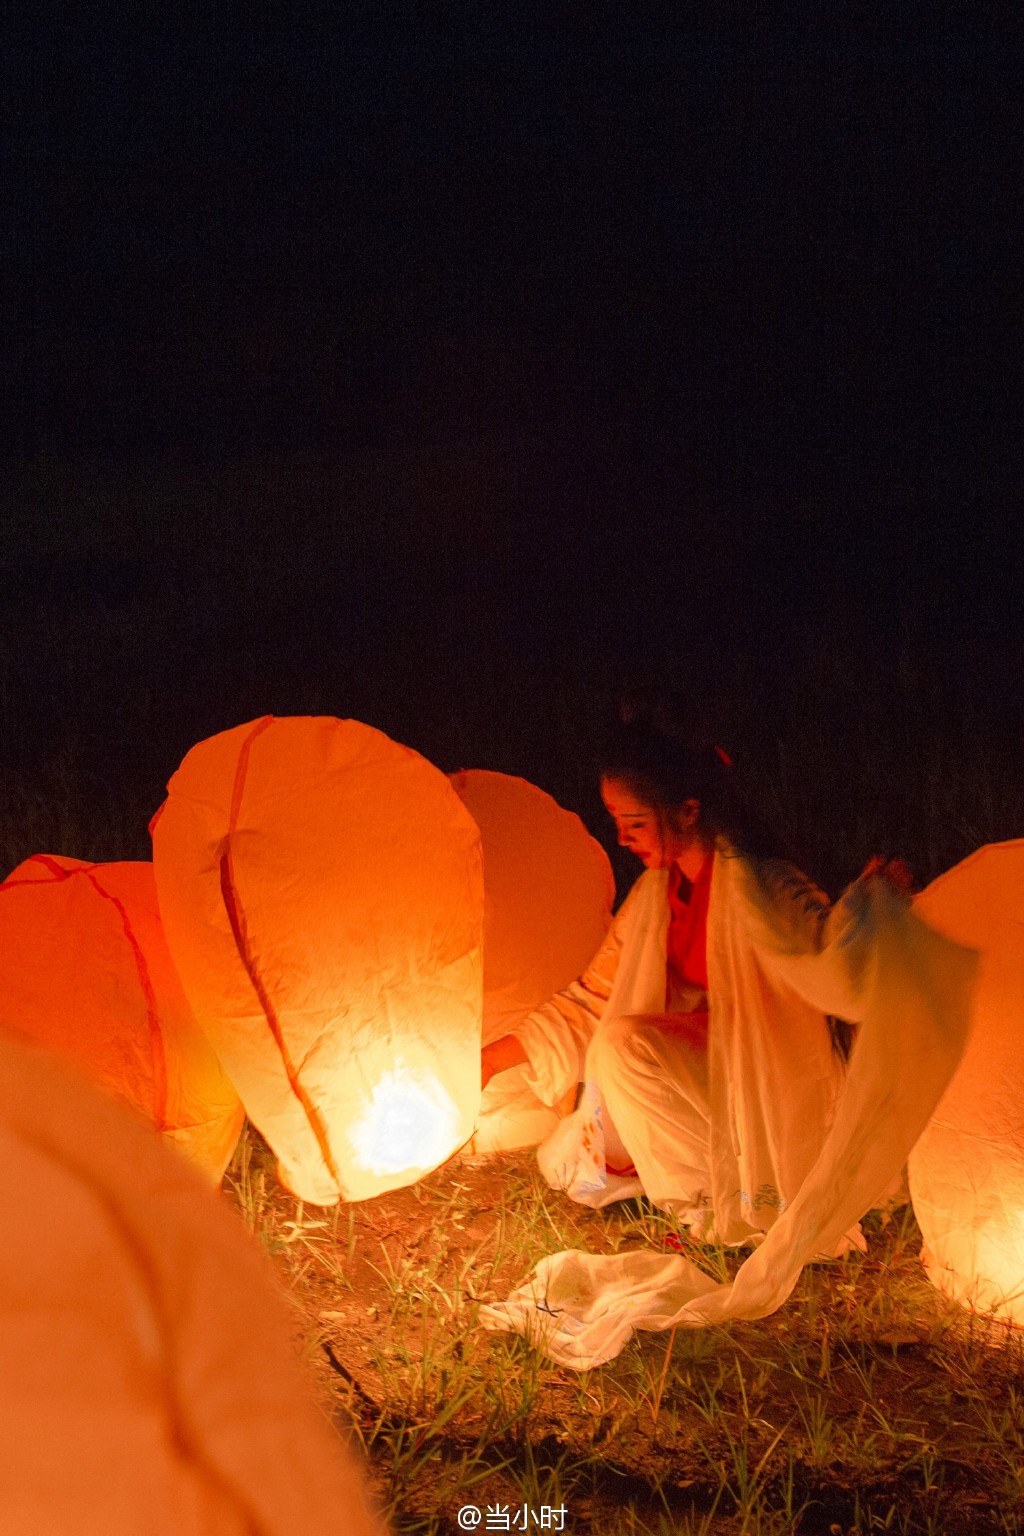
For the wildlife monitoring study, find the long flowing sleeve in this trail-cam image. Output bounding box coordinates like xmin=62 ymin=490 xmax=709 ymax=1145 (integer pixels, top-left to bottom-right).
xmin=730 ymin=855 xmax=892 ymax=1022
xmin=509 ymin=890 xmax=632 ymax=1107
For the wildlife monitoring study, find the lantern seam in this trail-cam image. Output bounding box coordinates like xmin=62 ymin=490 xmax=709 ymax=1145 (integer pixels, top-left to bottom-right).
xmin=220 ymin=715 xmax=343 ymax=1196
xmin=83 ymin=868 xmax=170 ymax=1134
xmin=0 ymin=854 xmax=97 ymax=890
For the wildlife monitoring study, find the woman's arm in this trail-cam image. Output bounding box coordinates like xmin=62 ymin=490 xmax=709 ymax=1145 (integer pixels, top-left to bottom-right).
xmin=735 ymin=854 xmax=916 ymax=1021
xmin=481 ymin=882 xmax=638 ymax=1107
xmin=481 ymin=1033 xmax=528 ymax=1089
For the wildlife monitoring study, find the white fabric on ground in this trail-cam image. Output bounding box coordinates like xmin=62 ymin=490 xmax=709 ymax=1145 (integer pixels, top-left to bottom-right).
xmin=481 ymin=862 xmax=977 ymax=1368
xmin=536 ymin=1082 xmax=644 ymax=1208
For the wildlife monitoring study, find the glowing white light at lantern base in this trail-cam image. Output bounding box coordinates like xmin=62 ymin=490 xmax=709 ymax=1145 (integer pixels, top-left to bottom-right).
xmin=350 ymin=1061 xmax=462 ymax=1177
xmin=153 ymin=716 xmax=483 ymax=1203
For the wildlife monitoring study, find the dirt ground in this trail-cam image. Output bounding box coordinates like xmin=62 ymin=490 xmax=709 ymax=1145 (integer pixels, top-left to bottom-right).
xmin=224 ymin=1132 xmax=1024 ymax=1535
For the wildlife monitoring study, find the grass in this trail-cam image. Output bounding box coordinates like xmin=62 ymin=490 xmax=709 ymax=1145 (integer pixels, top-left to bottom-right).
xmin=223 ymin=1126 xmax=1024 ymax=1535
xmin=3 ymin=677 xmax=1021 ymax=1535
xmin=4 ymin=549 xmax=1023 ymax=1533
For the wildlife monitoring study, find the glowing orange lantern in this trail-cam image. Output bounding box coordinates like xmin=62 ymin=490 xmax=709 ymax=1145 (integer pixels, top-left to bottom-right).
xmin=910 ymin=840 xmax=1024 ymax=1325
xmin=0 ymin=1029 xmax=385 ymax=1536
xmin=152 ymin=715 xmax=484 ymax=1204
xmin=0 ymin=855 xmax=243 ymax=1181
xmin=450 ymin=769 xmax=614 ymax=1152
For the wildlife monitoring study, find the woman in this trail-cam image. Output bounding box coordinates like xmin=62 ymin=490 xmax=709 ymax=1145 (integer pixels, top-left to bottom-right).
xmin=481 ymin=712 xmax=910 ymax=1247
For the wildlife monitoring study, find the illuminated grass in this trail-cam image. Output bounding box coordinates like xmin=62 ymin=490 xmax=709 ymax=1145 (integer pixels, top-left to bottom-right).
xmin=226 ymin=1127 xmax=1024 ymax=1535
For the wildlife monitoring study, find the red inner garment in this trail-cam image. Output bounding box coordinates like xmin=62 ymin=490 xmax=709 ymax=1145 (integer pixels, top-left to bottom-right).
xmin=666 ymin=850 xmax=713 ymax=998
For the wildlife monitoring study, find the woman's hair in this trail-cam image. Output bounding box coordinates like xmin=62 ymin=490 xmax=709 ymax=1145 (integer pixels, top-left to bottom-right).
xmin=596 ymin=696 xmax=793 ymax=865
xmin=599 ymin=695 xmax=854 ymax=1061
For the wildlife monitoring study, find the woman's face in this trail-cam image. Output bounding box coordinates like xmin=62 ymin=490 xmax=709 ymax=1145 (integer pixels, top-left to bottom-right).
xmin=600 ymin=777 xmax=700 ymax=870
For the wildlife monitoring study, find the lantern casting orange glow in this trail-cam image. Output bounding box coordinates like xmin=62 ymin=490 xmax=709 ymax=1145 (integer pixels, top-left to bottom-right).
xmin=910 ymin=841 xmax=1024 ymax=1326
xmin=153 ymin=715 xmax=484 ymax=1204
xmin=0 ymin=855 xmax=243 ymax=1181
xmin=0 ymin=1029 xmax=384 ymax=1535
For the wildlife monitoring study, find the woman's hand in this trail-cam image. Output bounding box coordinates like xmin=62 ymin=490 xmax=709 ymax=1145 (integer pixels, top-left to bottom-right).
xmin=481 ymin=1034 xmax=528 ymax=1090
xmin=861 ymin=855 xmax=916 ymax=895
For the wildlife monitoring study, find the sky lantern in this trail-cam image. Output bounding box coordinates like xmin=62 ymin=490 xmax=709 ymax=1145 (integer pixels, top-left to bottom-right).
xmin=450 ymin=768 xmax=614 ymax=1153
xmin=152 ymin=715 xmax=484 ymax=1204
xmin=0 ymin=1029 xmax=384 ymax=1536
xmin=0 ymin=855 xmax=243 ymax=1181
xmin=910 ymin=840 xmax=1024 ymax=1326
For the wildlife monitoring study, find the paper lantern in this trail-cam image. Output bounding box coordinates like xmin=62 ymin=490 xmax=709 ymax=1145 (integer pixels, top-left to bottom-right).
xmin=0 ymin=855 xmax=243 ymax=1181
xmin=909 ymin=841 xmax=1024 ymax=1325
xmin=450 ymin=769 xmax=614 ymax=1153
xmin=153 ymin=715 xmax=484 ymax=1204
xmin=0 ymin=1029 xmax=384 ymax=1536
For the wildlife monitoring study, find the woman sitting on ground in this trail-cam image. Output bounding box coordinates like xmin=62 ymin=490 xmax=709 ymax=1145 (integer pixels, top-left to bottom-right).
xmin=481 ymin=707 xmax=910 ymax=1247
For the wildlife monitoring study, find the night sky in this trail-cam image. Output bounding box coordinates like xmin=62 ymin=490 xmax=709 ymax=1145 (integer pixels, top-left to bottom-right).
xmin=2 ymin=7 xmax=1021 ymax=871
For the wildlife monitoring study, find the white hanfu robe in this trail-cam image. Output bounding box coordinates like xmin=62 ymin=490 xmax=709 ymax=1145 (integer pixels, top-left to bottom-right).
xmin=482 ymin=850 xmax=977 ymax=1368
xmin=514 ymin=849 xmax=853 ymax=1242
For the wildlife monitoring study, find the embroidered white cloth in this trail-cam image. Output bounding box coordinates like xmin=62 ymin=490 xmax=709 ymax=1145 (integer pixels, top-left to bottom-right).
xmin=481 ymin=859 xmax=977 ymax=1368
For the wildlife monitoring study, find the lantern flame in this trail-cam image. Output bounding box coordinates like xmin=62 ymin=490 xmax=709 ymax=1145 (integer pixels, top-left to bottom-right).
xmin=350 ymin=1061 xmax=462 ymax=1178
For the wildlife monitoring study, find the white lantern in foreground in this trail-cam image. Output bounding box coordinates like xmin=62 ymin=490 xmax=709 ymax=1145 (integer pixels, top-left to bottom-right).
xmin=910 ymin=840 xmax=1024 ymax=1325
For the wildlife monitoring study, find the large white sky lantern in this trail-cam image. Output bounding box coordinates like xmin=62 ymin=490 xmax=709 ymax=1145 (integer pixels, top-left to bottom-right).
xmin=450 ymin=768 xmax=615 ymax=1153
xmin=152 ymin=716 xmax=484 ymax=1204
xmin=910 ymin=840 xmax=1024 ymax=1327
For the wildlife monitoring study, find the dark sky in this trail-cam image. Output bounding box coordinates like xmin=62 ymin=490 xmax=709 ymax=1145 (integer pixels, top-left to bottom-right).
xmin=6 ymin=9 xmax=1016 ymax=472
xmin=2 ymin=6 xmax=1021 ymax=801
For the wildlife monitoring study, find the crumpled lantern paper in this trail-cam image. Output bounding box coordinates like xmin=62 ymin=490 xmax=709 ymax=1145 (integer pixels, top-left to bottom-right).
xmin=910 ymin=840 xmax=1024 ymax=1326
xmin=0 ymin=855 xmax=243 ymax=1181
xmin=0 ymin=1029 xmax=384 ymax=1536
xmin=153 ymin=715 xmax=484 ymax=1204
xmin=450 ymin=768 xmax=614 ymax=1153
